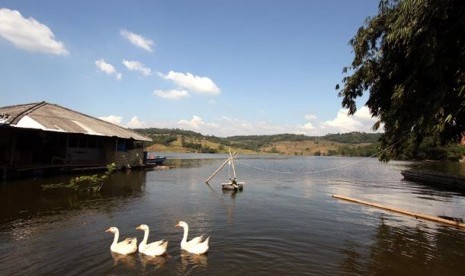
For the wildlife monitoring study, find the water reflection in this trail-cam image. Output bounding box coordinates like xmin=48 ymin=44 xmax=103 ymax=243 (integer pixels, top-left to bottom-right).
xmin=139 ymin=254 xmax=168 ymax=270
xmin=110 ymin=252 xmax=137 ymax=268
xmin=175 ymin=252 xmax=208 ymax=275
xmin=108 ymin=252 xmax=170 ymax=274
xmin=9 ymin=219 xmax=35 ymax=241
xmin=0 ymin=171 xmax=145 ymax=225
xmin=222 ymin=189 xmax=242 ymax=200
xmin=167 ymin=158 xmax=216 ymax=169
xmin=204 ymin=181 xmax=242 ymax=224
xmin=1 ymin=156 xmax=465 ymax=275
xmin=181 ymin=252 xmax=208 ymax=267
xmin=100 ymin=170 xmax=145 ymax=196
xmin=340 ymin=217 xmax=465 ymax=276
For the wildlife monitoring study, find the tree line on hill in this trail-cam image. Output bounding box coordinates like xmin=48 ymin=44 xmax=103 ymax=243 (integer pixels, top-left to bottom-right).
xmin=134 ymin=128 xmax=464 ymax=161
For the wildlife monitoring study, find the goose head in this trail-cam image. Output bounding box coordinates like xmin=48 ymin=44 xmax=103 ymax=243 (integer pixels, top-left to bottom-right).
xmin=136 ymin=224 xmax=149 ymax=231
xmin=175 ymin=221 xmax=187 ymax=228
xmin=105 ymin=227 xmax=118 ymax=233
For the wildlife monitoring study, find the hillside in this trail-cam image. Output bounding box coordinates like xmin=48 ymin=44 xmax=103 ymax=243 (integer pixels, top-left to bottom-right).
xmin=135 ymin=128 xmax=382 ymax=157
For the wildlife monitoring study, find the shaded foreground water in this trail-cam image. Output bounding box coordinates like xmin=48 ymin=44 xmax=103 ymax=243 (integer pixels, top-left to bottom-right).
xmin=1 ymin=155 xmax=465 ymax=275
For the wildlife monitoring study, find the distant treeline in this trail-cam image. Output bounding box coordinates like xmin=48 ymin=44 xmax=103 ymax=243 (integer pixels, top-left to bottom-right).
xmin=135 ymin=128 xmax=382 ymax=154
xmin=136 ymin=128 xmax=379 ymax=145
xmin=324 ymin=132 xmax=382 ymax=144
xmin=134 ymin=128 xmax=464 ymax=161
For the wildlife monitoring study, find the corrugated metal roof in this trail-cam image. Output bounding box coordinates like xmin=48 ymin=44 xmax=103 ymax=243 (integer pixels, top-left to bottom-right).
xmin=0 ymin=102 xmax=152 ymax=142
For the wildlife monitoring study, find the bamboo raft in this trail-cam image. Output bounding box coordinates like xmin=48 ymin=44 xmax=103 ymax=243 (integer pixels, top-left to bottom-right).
xmin=333 ymin=194 xmax=465 ymax=229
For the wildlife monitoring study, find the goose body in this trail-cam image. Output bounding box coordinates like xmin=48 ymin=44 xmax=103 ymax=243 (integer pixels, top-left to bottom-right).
xmin=175 ymin=221 xmax=209 ymax=255
xmin=105 ymin=227 xmax=138 ymax=255
xmin=136 ymin=224 xmax=168 ymax=256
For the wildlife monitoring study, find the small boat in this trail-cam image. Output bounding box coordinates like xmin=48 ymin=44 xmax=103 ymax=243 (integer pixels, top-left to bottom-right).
xmin=401 ymin=169 xmax=465 ymax=192
xmin=144 ymin=152 xmax=167 ymax=166
xmin=206 ymin=150 xmax=245 ymax=191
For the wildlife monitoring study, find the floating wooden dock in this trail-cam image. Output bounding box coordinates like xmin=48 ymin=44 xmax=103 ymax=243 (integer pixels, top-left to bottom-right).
xmin=206 ymin=151 xmax=245 ymax=191
xmin=222 ymin=183 xmax=244 ymax=191
xmin=401 ymin=169 xmax=465 ymax=191
xmin=333 ymin=194 xmax=465 ymax=228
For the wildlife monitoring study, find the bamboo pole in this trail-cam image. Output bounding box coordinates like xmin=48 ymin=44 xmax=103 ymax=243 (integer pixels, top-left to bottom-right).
xmin=227 ymin=149 xmax=238 ymax=179
xmin=205 ymin=152 xmax=238 ymax=183
xmin=230 ymin=152 xmax=237 ymax=180
xmin=332 ymin=194 xmax=465 ymax=229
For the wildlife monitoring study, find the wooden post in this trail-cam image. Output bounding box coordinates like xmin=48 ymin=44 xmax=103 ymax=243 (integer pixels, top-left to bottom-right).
xmin=332 ymin=194 xmax=465 ymax=229
xmin=205 ymin=152 xmax=237 ymax=183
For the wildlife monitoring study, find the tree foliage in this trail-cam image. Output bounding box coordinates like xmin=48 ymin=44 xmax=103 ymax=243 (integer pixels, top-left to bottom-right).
xmin=337 ymin=0 xmax=465 ymax=161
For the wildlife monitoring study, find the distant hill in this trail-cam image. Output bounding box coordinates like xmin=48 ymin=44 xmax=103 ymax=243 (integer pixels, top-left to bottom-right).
xmin=135 ymin=128 xmax=382 ymax=157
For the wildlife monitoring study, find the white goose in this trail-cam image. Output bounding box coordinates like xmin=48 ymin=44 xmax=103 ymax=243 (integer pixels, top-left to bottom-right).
xmin=175 ymin=221 xmax=210 ymax=255
xmin=105 ymin=226 xmax=138 ymax=255
xmin=136 ymin=224 xmax=168 ymax=256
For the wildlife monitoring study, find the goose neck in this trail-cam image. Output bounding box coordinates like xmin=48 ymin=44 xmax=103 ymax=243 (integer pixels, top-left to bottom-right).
xmin=142 ymin=228 xmax=149 ymax=245
xmin=112 ymin=229 xmax=120 ymax=246
xmin=182 ymin=225 xmax=189 ymax=243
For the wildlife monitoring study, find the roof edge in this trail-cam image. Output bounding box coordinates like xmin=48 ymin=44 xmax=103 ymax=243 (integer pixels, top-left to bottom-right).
xmin=1 ymin=101 xmax=152 ymax=142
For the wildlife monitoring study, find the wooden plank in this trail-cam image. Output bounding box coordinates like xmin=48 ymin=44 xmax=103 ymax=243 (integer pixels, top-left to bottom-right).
xmin=332 ymin=194 xmax=465 ymax=229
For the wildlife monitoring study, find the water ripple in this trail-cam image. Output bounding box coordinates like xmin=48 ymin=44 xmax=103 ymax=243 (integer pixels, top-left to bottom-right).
xmin=1 ymin=157 xmax=465 ymax=275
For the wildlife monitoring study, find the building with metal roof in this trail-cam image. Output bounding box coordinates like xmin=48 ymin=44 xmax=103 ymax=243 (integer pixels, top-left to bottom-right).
xmin=0 ymin=102 xmax=153 ymax=179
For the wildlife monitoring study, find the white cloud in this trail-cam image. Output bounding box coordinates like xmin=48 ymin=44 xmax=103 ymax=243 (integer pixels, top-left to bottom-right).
xmin=95 ymin=59 xmax=122 ymax=80
xmin=178 ymin=115 xmax=219 ymax=131
xmin=122 ymin=59 xmax=151 ymax=76
xmin=154 ymin=89 xmax=190 ymax=100
xmin=305 ymin=114 xmax=317 ymax=121
xmin=127 ymin=116 xmax=146 ymax=128
xmin=100 ymin=115 xmax=146 ymax=128
xmin=299 ymin=106 xmax=381 ymax=135
xmin=99 ymin=115 xmax=123 ymax=125
xmin=219 ymin=116 xmax=294 ymax=136
xmin=137 ymin=107 xmax=381 ymax=138
xmin=352 ymin=105 xmax=374 ymax=121
xmin=120 ymin=29 xmax=154 ymax=52
xmin=302 ymin=122 xmax=315 ymax=130
xmin=324 ymin=109 xmax=363 ymax=130
xmin=172 ymin=115 xmax=294 ymax=137
xmin=159 ymin=71 xmax=220 ymax=95
xmin=323 ymin=106 xmax=377 ymax=132
xmin=0 ymin=8 xmax=68 ymax=55
xmin=95 ymin=59 xmax=116 ymax=74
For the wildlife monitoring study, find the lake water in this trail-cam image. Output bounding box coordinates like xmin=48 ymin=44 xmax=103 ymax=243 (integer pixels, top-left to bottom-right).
xmin=1 ymin=154 xmax=465 ymax=275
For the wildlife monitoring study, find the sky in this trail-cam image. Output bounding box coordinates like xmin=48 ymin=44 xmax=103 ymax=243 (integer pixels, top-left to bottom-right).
xmin=0 ymin=0 xmax=381 ymax=137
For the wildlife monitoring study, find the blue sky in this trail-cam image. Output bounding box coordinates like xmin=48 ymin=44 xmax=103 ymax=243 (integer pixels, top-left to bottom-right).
xmin=0 ymin=0 xmax=380 ymax=137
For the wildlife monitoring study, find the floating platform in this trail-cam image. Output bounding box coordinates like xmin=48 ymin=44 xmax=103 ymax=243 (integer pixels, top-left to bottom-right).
xmin=206 ymin=151 xmax=246 ymax=191
xmin=401 ymin=169 xmax=465 ymax=192
xmin=222 ymin=182 xmax=244 ymax=191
